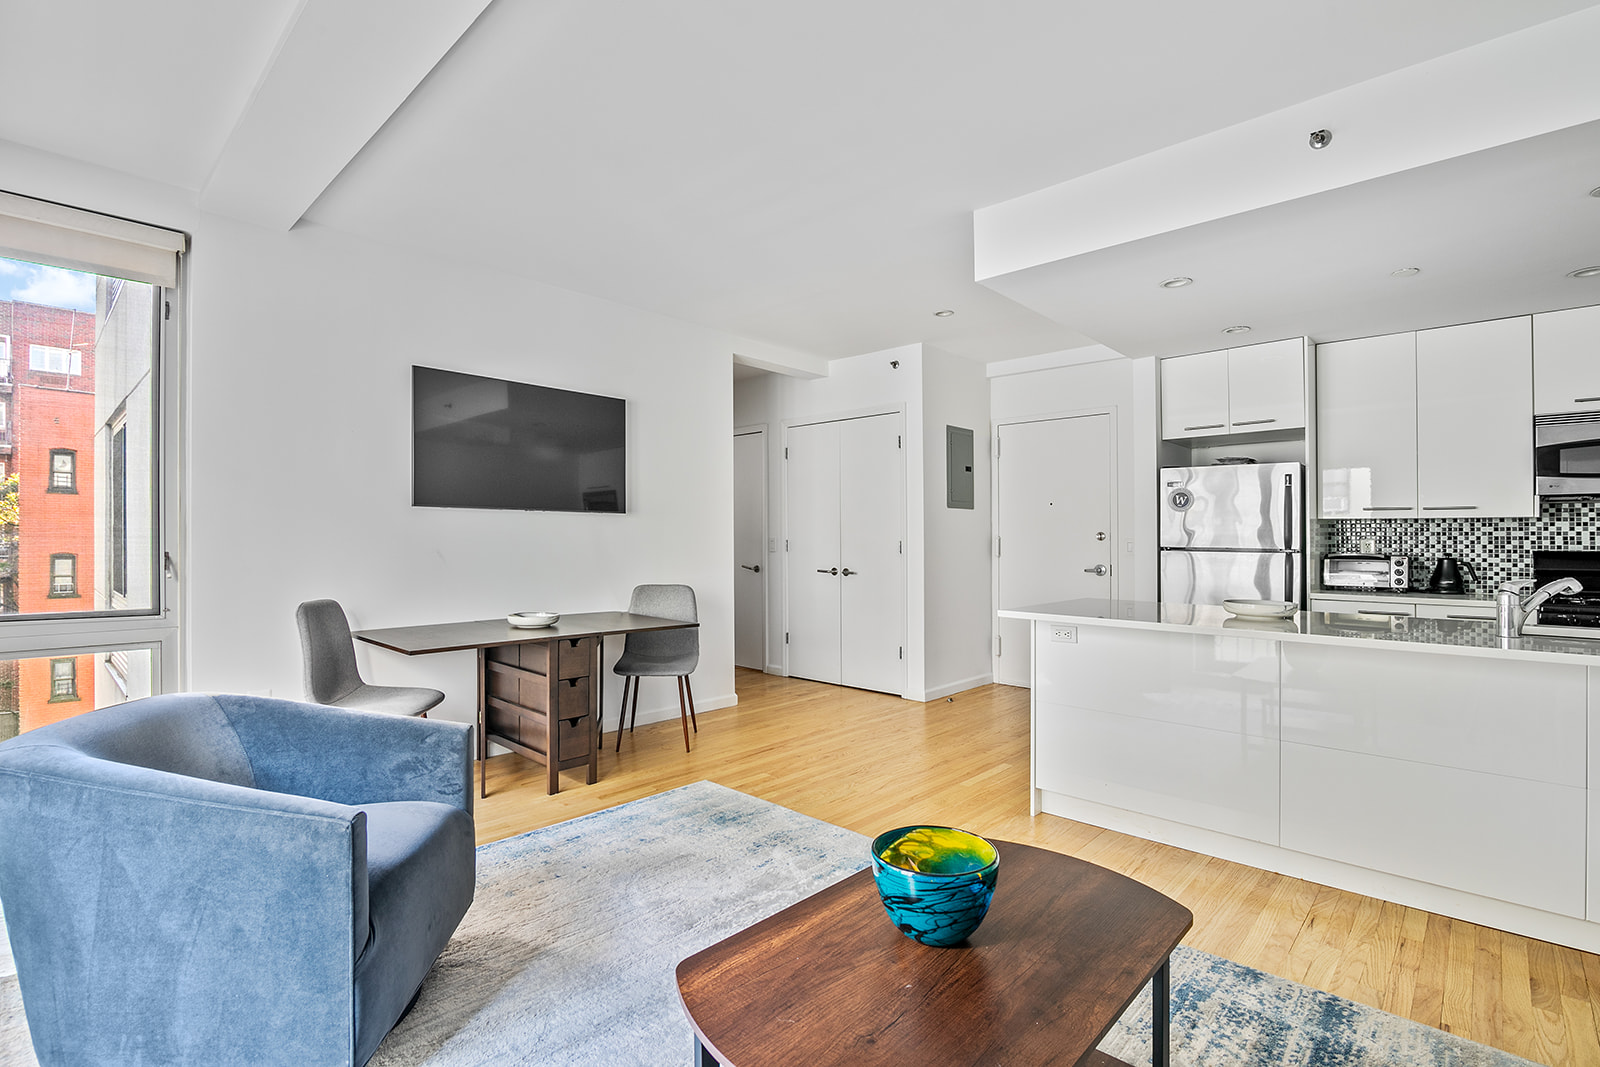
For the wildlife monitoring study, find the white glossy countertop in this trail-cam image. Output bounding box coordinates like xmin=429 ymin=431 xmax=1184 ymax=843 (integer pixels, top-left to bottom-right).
xmin=999 ymin=598 xmax=1600 ymax=664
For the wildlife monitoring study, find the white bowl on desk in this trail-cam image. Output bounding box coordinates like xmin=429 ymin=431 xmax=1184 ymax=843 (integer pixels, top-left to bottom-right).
xmin=507 ymin=611 xmax=560 ymax=628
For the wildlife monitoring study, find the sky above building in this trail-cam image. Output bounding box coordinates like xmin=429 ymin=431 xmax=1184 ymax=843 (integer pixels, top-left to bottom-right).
xmin=0 ymin=259 xmax=94 ymax=313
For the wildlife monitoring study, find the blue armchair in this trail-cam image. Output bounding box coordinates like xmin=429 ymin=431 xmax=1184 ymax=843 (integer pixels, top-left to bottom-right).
xmin=0 ymin=692 xmax=475 ymax=1066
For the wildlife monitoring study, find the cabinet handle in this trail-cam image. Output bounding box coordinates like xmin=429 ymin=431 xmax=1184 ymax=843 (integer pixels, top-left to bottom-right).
xmin=1422 ymin=505 xmax=1478 ymax=511
xmin=1357 ymin=610 xmax=1411 ymax=617
xmin=816 ymin=567 xmax=838 ymax=575
xmin=841 ymin=568 xmax=857 ymax=576
xmin=1574 ymin=396 xmax=1600 ymax=404
xmin=1362 ymin=506 xmax=1412 ymax=512
xmin=1182 ymin=423 xmax=1226 ymax=431
xmin=1445 ymin=614 xmax=1487 ymax=620
xmin=1232 ymin=418 xmax=1277 ymax=426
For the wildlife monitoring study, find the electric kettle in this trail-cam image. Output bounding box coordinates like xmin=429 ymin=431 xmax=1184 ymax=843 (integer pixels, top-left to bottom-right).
xmin=1428 ymin=557 xmax=1477 ymax=594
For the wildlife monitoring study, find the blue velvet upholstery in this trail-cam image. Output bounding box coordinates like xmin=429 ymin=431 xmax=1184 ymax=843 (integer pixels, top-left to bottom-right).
xmin=0 ymin=692 xmax=475 ymax=1066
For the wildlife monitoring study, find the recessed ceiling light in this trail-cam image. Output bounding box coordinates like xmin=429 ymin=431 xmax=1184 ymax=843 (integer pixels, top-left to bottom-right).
xmin=1569 ymin=266 xmax=1600 ymax=279
xmin=1222 ymin=325 xmax=1252 ymax=335
xmin=1159 ymin=276 xmax=1193 ymax=289
xmin=1390 ymin=266 xmax=1421 ymax=277
xmin=933 ymin=309 xmax=955 ymax=317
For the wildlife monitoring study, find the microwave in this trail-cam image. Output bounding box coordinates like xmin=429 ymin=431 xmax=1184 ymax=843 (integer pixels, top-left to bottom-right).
xmin=1323 ymin=554 xmax=1410 ymax=591
xmin=1536 ymin=413 xmax=1600 ymax=498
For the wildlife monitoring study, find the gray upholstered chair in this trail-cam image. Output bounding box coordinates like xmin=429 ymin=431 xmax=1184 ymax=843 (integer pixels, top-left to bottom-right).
xmin=298 ymin=598 xmax=444 ymax=716
xmin=0 ymin=692 xmax=475 ymax=1066
xmin=614 ymin=583 xmax=700 ymax=752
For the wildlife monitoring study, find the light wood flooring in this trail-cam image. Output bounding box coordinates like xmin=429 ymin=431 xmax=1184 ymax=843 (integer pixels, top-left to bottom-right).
xmin=474 ymin=669 xmax=1600 ymax=1067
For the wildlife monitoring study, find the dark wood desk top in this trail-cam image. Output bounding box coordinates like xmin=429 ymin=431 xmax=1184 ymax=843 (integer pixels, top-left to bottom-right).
xmin=676 ymin=839 xmax=1192 ymax=1067
xmin=352 ymin=611 xmax=696 ymax=656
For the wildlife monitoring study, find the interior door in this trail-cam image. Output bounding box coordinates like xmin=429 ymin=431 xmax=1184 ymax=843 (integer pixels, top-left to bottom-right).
xmin=994 ymin=414 xmax=1114 ymax=687
xmin=786 ymin=420 xmax=842 ymax=684
xmin=733 ymin=429 xmax=766 ymax=670
xmin=838 ymin=413 xmax=905 ymax=695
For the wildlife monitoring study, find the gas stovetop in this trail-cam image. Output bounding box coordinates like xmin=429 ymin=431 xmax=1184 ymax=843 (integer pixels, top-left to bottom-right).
xmin=1531 ymin=550 xmax=1600 ymax=629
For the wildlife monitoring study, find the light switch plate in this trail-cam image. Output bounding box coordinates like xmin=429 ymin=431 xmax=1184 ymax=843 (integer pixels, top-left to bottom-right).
xmin=1050 ymin=626 xmax=1077 ymax=643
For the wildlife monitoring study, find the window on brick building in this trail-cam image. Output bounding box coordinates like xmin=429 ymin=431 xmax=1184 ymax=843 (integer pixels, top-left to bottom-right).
xmin=48 ymin=450 xmax=76 ymax=493
xmin=49 ymin=657 xmax=77 ymax=702
xmin=29 ymin=344 xmax=81 ymax=376
xmin=48 ymin=554 xmax=76 ymax=598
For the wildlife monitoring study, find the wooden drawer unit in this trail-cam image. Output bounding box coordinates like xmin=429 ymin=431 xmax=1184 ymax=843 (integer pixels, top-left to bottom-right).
xmin=482 ymin=635 xmax=598 ymax=795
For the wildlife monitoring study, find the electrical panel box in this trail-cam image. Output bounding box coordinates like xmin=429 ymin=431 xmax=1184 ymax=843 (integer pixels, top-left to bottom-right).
xmin=946 ymin=425 xmax=974 ymax=509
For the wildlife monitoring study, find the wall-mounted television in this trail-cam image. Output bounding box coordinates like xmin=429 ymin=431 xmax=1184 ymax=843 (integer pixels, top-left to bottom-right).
xmin=412 ymin=365 xmax=626 ymax=513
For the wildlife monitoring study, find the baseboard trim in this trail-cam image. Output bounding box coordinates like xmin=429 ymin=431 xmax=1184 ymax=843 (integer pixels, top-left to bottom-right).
xmin=923 ymin=674 xmax=995 ymax=702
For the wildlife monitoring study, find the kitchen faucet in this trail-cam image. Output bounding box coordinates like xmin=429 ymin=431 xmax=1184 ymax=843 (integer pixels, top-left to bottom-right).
xmin=1496 ymin=577 xmax=1583 ymax=638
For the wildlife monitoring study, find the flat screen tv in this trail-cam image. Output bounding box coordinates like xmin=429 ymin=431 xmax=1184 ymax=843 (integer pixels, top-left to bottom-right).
xmin=412 ymin=365 xmax=626 ymax=513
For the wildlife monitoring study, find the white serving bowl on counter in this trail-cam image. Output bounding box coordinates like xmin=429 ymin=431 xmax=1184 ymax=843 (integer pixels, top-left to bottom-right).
xmin=1221 ymin=599 xmax=1298 ymax=619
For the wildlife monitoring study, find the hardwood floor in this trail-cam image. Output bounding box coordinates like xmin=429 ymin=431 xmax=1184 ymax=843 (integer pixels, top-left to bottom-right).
xmin=475 ymin=669 xmax=1599 ymax=1067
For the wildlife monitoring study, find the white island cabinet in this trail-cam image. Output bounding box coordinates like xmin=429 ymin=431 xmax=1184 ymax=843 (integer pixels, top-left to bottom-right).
xmin=1001 ymin=599 xmax=1600 ymax=953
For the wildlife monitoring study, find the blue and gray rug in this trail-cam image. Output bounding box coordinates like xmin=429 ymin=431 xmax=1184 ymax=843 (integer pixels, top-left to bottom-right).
xmin=0 ymin=781 xmax=1543 ymax=1065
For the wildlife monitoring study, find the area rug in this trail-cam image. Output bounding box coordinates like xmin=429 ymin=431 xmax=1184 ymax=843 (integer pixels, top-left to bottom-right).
xmin=0 ymin=781 xmax=1541 ymax=1066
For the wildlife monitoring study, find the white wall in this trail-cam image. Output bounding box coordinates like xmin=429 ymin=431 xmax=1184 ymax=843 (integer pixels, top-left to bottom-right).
xmin=1 ymin=139 xmax=758 ymax=736
xmin=921 ymin=346 xmax=993 ymax=698
xmin=988 ymin=346 xmax=1159 ymax=602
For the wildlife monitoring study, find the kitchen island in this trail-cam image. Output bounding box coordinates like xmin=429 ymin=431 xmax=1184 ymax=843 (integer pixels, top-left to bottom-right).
xmin=999 ymin=599 xmax=1600 ymax=952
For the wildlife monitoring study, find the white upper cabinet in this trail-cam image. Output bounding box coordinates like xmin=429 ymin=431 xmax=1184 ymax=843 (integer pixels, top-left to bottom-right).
xmin=1534 ymin=304 xmax=1600 ymax=416
xmin=1415 ymin=317 xmax=1534 ymax=518
xmin=1316 ymin=333 xmax=1418 ymax=518
xmin=1160 ymin=338 xmax=1305 ymax=440
xmin=1160 ymin=349 xmax=1229 ymax=439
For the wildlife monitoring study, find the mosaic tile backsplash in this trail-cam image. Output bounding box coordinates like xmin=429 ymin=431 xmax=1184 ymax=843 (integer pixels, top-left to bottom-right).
xmin=1319 ymin=497 xmax=1600 ymax=595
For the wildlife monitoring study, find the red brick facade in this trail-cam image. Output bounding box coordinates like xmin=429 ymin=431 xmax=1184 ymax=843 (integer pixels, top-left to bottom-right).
xmin=0 ymin=299 xmax=98 ymax=727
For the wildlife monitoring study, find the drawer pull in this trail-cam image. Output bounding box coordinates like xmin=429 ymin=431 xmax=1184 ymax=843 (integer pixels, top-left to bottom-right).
xmin=1362 ymin=506 xmax=1412 ymax=512
xmin=1182 ymin=423 xmax=1225 ymax=431
xmin=1232 ymin=418 xmax=1277 ymax=426
xmin=1422 ymin=505 xmax=1478 ymax=511
xmin=1574 ymin=396 xmax=1600 ymax=404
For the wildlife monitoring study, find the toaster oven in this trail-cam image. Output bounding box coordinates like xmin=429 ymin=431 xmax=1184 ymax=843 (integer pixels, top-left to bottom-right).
xmin=1323 ymin=554 xmax=1409 ymax=591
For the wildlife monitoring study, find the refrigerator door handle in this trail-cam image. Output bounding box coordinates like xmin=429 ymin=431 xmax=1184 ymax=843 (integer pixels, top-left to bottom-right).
xmin=1283 ymin=473 xmax=1294 ymax=551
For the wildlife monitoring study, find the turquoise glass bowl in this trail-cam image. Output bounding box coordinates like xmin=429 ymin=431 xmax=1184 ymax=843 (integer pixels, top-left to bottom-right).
xmin=870 ymin=826 xmax=999 ymax=947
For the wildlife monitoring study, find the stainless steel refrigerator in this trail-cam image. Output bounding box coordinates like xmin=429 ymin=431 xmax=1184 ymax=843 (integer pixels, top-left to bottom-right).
xmin=1158 ymin=462 xmax=1303 ymax=606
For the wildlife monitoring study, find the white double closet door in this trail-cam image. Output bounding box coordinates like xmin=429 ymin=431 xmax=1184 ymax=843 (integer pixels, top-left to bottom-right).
xmin=785 ymin=412 xmax=906 ymax=695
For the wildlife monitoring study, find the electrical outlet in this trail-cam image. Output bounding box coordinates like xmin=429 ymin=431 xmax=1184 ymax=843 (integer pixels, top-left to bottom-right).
xmin=1050 ymin=626 xmax=1077 ymax=643
xmin=1359 ymin=538 xmax=1377 ymax=554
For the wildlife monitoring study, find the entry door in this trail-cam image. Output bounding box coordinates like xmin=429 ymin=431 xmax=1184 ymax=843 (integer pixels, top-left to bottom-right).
xmin=786 ymin=413 xmax=905 ymax=694
xmin=733 ymin=429 xmax=767 ymax=670
xmin=994 ymin=414 xmax=1114 ymax=687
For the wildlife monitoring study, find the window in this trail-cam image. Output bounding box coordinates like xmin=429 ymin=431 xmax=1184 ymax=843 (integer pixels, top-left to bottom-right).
xmin=0 ymin=190 xmax=184 ymax=701
xmin=29 ymin=344 xmax=81 ymax=376
xmin=48 ymin=449 xmax=76 ymax=493
xmin=48 ymin=554 xmax=76 ymax=598
xmin=0 ymin=335 xmax=10 ymax=379
xmin=48 ymin=657 xmax=77 ymax=701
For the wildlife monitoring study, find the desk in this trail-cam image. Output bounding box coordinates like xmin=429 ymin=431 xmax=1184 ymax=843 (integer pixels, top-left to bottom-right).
xmin=353 ymin=612 xmax=697 ymax=797
xmin=675 ymin=840 xmax=1192 ymax=1067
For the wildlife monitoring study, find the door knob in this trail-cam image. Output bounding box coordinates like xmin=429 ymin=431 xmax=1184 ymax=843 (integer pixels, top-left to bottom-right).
xmin=1095 ymin=532 xmax=1107 ymax=541
xmin=817 ymin=567 xmax=839 ymax=575
xmin=1084 ymin=564 xmax=1109 ymax=576
xmin=841 ymin=568 xmax=857 ymax=576
xmin=741 ymin=564 xmax=761 ymax=573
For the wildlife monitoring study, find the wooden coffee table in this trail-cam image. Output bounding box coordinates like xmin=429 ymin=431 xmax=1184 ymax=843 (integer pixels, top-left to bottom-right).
xmin=675 ymin=840 xmax=1193 ymax=1067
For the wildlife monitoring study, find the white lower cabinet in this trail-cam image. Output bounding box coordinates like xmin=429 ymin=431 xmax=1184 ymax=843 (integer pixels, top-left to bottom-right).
xmin=1413 ymin=602 xmax=1496 ymax=620
xmin=1310 ymin=598 xmax=1414 ymax=616
xmin=1279 ymin=642 xmax=1588 ymax=918
xmin=1280 ymin=742 xmax=1586 ymax=918
xmin=1033 ymin=626 xmax=1279 ymax=843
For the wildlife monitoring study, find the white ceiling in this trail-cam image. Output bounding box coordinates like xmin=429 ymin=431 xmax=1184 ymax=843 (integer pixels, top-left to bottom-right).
xmin=3 ymin=0 xmax=1598 ymax=365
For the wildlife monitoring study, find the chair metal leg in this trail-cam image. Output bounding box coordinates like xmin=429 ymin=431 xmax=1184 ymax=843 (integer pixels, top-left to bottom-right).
xmin=684 ymin=675 xmax=697 ymax=733
xmin=629 ymin=676 xmax=641 ymax=732
xmin=615 ymin=676 xmax=633 ymax=753
xmin=676 ymin=675 xmax=691 ymax=752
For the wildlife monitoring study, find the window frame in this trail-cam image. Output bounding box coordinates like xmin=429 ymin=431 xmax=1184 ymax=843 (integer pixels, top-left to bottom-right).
xmin=0 ymin=194 xmax=185 ymax=697
xmin=47 ymin=449 xmax=77 ymax=493
xmin=47 ymin=553 xmax=77 ymax=598
xmin=47 ymin=656 xmax=78 ymax=702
